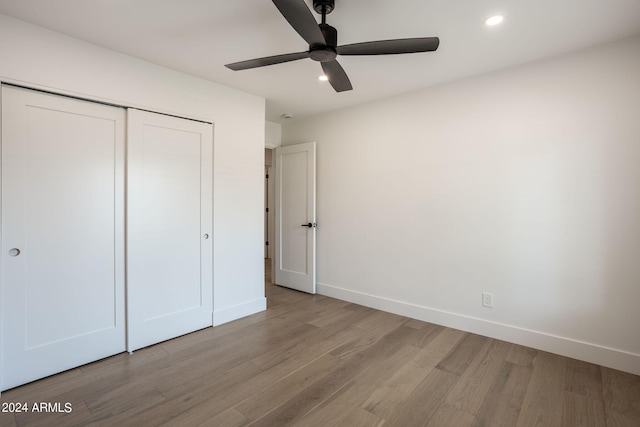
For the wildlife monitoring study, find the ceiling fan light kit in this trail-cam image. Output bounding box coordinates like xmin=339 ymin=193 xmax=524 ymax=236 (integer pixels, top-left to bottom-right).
xmin=225 ymin=0 xmax=439 ymax=93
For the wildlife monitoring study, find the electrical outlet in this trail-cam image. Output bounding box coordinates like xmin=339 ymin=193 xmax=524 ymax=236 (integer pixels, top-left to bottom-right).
xmin=482 ymin=292 xmax=494 ymax=308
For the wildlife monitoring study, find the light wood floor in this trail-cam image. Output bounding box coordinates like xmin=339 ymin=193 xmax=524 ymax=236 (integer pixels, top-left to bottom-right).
xmin=1 ymin=261 xmax=639 ymax=426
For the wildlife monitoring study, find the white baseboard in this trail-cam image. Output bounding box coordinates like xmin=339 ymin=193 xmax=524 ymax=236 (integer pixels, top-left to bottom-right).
xmin=317 ymin=282 xmax=640 ymax=376
xmin=213 ymin=297 xmax=266 ymax=326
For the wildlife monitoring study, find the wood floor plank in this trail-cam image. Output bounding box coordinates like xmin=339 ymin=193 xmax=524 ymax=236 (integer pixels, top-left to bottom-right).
xmin=515 ymin=351 xmax=568 ymax=427
xmin=405 ymin=318 xmax=429 ymax=329
xmin=248 ymin=308 xmax=372 ymax=369
xmin=473 ymin=393 xmax=524 ymax=427
xmin=158 ymin=315 xmax=263 ymax=354
xmin=403 ymin=322 xmax=447 ymax=349
xmin=414 ymin=327 xmax=467 ymax=366
xmin=601 ymin=367 xmax=640 ymax=427
xmin=106 ymin=317 xmax=418 ymax=426
xmin=506 ymin=344 xmax=538 ymax=368
xmin=307 ymin=306 xmax=359 ymax=328
xmin=0 ymin=261 xmax=637 ymax=426
xmin=82 ymin=300 xmax=323 ymax=425
xmin=297 ymin=344 xmax=427 ymax=426
xmin=122 ymin=385 xmax=230 ymax=426
xmin=248 ymin=324 xmax=420 ymax=426
xmin=335 ymin=407 xmax=385 ymax=427
xmin=328 ymin=311 xmax=408 ymax=360
xmin=146 ymin=318 xmax=377 ymax=425
xmin=341 ymin=302 xmax=377 ymax=314
xmin=444 ymin=339 xmax=512 ymax=415
xmin=83 ymin=383 xmax=166 ymax=421
xmin=361 ymin=328 xmax=464 ymax=419
xmin=155 ymin=318 xmax=319 ymax=399
xmin=565 ymin=358 xmax=604 ymax=401
xmin=474 ymin=360 xmax=532 ymax=425
xmin=0 ymin=411 xmax=17 ymax=427
xmin=235 ymin=353 xmax=340 ymax=421
xmin=426 ymin=401 xmax=475 ymax=427
xmin=102 ymin=356 xmax=264 ymax=425
xmin=12 ymin=400 xmax=92 ymax=427
xmin=197 ymin=407 xmax=248 ymax=427
xmin=561 ymin=391 xmax=606 ymax=427
xmin=436 ymin=333 xmax=489 ymax=376
xmin=491 ymin=361 xmax=532 ymax=397
xmin=382 ymin=367 xmax=461 ymax=426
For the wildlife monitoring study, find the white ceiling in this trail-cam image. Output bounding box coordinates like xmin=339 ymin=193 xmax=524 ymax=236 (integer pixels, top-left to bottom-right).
xmin=1 ymin=0 xmax=639 ymax=123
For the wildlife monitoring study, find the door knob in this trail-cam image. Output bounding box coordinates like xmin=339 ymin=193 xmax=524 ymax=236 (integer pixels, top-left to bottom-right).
xmin=9 ymin=248 xmax=21 ymax=257
xmin=300 ymin=223 xmax=317 ymax=228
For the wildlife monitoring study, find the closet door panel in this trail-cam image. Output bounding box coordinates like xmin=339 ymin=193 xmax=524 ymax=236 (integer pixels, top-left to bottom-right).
xmin=127 ymin=109 xmax=213 ymax=352
xmin=1 ymin=86 xmax=126 ymax=391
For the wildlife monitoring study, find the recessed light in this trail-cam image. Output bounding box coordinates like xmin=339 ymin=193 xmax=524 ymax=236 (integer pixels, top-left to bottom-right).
xmin=484 ymin=15 xmax=504 ymax=26
xmin=318 ymin=75 xmax=329 ymax=81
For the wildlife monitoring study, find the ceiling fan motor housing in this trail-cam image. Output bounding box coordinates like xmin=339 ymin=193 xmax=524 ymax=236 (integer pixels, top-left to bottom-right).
xmin=309 ymin=23 xmax=338 ymax=62
xmin=313 ymin=0 xmax=335 ymax=15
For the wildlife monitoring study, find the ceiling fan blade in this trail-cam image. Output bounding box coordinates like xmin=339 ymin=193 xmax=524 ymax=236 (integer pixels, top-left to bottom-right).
xmin=225 ymin=51 xmax=309 ymax=71
xmin=337 ymin=37 xmax=440 ymax=55
xmin=272 ymin=0 xmax=325 ymax=46
xmin=321 ymin=60 xmax=352 ymax=92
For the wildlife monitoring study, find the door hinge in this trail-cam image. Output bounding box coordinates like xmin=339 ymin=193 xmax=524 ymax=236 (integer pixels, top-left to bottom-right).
xmin=265 ymin=208 xmax=269 ymax=213
xmin=266 ymin=241 xmax=269 ymax=246
xmin=266 ymin=174 xmax=269 ymax=179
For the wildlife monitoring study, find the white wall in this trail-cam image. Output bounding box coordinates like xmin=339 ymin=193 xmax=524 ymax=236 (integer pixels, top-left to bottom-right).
xmin=265 ymin=120 xmax=282 ymax=148
xmin=0 ymin=14 xmax=267 ymax=325
xmin=283 ymin=36 xmax=640 ymax=375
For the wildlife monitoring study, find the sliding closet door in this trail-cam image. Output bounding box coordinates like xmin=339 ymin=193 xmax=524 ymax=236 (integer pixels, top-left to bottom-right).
xmin=1 ymin=86 xmax=126 ymax=391
xmin=127 ymin=109 xmax=213 ymax=352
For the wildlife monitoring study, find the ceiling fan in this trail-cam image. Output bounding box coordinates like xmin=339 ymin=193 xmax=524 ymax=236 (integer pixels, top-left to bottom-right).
xmin=225 ymin=0 xmax=440 ymax=92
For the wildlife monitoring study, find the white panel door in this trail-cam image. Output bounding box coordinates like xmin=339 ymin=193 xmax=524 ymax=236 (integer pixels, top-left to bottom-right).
xmin=1 ymin=85 xmax=126 ymax=391
xmin=127 ymin=109 xmax=213 ymax=352
xmin=275 ymin=142 xmax=316 ymax=293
